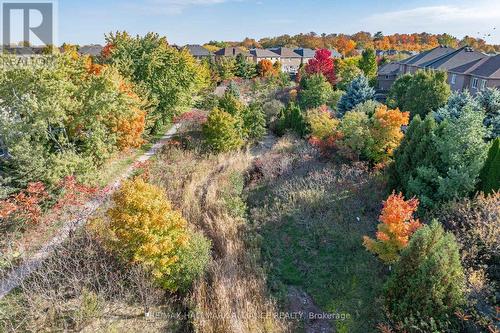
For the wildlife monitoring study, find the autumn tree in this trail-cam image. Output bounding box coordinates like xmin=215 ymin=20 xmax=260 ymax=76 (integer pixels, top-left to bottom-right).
xmin=107 ymin=178 xmax=211 ymax=292
xmin=366 ymin=105 xmax=410 ymax=164
xmin=363 ymin=192 xmax=422 ymax=264
xmin=257 ymin=59 xmax=277 ymax=77
xmin=305 ymin=49 xmax=336 ymax=85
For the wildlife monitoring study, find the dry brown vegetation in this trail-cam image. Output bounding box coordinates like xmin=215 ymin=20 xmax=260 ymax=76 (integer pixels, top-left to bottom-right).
xmin=149 ymin=142 xmax=289 ymax=333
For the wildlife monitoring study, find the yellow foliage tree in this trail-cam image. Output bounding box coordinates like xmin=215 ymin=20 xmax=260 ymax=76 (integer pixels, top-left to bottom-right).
xmin=306 ymin=106 xmax=340 ymax=140
xmin=366 ymin=105 xmax=409 ymax=164
xmin=107 ymin=178 xmax=210 ymax=291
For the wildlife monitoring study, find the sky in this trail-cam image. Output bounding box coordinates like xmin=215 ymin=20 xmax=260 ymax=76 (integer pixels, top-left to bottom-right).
xmin=50 ymin=0 xmax=500 ymax=45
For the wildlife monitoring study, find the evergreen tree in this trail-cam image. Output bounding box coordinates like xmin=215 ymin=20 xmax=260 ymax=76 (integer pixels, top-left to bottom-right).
xmin=242 ymin=102 xmax=266 ymax=141
xmin=478 ymin=138 xmax=500 ymax=194
xmin=385 ymin=221 xmax=465 ymax=331
xmin=337 ymin=75 xmax=375 ymax=117
xmin=477 ymin=87 xmax=500 ymax=139
xmin=235 ymin=53 xmax=257 ymax=79
xmin=434 ymin=90 xmax=481 ymax=122
xmin=275 ymin=102 xmax=307 ymax=137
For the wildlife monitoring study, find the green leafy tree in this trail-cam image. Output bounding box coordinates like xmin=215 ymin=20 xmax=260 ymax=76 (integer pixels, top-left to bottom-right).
xmin=104 ymin=32 xmax=209 ymax=132
xmin=202 ymin=108 xmax=244 ymax=153
xmin=335 ymin=57 xmax=363 ymax=90
xmin=337 ymin=75 xmax=375 ymax=117
xmin=478 ymin=138 xmax=500 ymax=194
xmin=388 ymin=70 xmax=451 ymax=119
xmin=298 ymin=74 xmax=333 ymax=110
xmin=337 ymin=111 xmax=371 ymax=160
xmin=385 ymin=221 xmax=465 ymax=331
xmin=358 ymin=48 xmax=378 ymax=79
xmin=216 ymin=57 xmax=236 ymax=81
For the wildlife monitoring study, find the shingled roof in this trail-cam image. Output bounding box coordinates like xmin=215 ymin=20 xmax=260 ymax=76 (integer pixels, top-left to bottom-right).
xmin=400 ymin=45 xmax=456 ymax=66
xmin=78 ymin=44 xmax=103 ymax=57
xmin=214 ymin=47 xmax=251 ymax=57
xmin=469 ymin=55 xmax=500 ymax=79
xmin=294 ymin=48 xmax=316 ymax=58
xmin=378 ymin=62 xmax=400 ymax=76
xmin=184 ymin=44 xmax=212 ymax=57
xmin=268 ymin=47 xmax=301 ymax=58
xmin=422 ymin=46 xmax=486 ymax=70
xmin=249 ymin=48 xmax=279 ymax=58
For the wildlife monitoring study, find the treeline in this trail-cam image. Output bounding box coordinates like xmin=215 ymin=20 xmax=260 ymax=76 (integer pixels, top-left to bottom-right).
xmin=205 ymin=31 xmax=500 ymax=56
xmin=0 ymin=32 xmax=209 ymax=217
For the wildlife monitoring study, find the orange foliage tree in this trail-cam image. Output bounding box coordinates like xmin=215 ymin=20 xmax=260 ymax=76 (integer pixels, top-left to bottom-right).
xmin=257 ymin=59 xmax=278 ymax=77
xmin=363 ymin=192 xmax=422 ymax=263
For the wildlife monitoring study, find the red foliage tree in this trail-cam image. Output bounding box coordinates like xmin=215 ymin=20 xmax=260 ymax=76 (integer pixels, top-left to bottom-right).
xmin=0 ymin=182 xmax=48 ymax=225
xmin=305 ymin=49 xmax=336 ymax=85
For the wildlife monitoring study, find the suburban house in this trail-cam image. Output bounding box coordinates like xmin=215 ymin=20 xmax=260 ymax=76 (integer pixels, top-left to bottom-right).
xmin=78 ymin=44 xmax=103 ymax=57
xmin=329 ymin=49 xmax=342 ymax=58
xmin=294 ymin=48 xmax=316 ymax=65
xmin=249 ymin=48 xmax=281 ymax=63
xmin=377 ymin=62 xmax=400 ymax=91
xmin=214 ymin=47 xmax=252 ymax=61
xmin=268 ymin=47 xmax=302 ymax=73
xmin=183 ymin=44 xmax=212 ymax=60
xmin=378 ymin=45 xmax=500 ymax=94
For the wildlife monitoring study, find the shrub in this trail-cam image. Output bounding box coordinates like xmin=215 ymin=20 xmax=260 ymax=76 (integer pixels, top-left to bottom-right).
xmin=262 ymin=99 xmax=284 ymax=126
xmin=327 ymin=90 xmax=345 ymax=111
xmin=107 ymin=178 xmax=210 ymax=292
xmin=337 ymin=111 xmax=370 ymax=160
xmin=218 ymin=90 xmax=243 ymax=117
xmin=478 ymin=138 xmax=500 ymax=194
xmin=384 ymin=221 xmax=465 ymax=330
xmin=242 ymin=102 xmax=266 ymax=141
xmin=203 ymin=108 xmax=244 ymax=153
xmin=388 ymin=70 xmax=451 ymax=119
xmin=431 ymin=193 xmax=499 ymax=329
xmin=363 ymin=192 xmax=421 ymax=264
xmin=352 ymin=100 xmax=382 ymax=117
xmin=298 ymin=73 xmax=333 ymax=110
xmin=337 ymin=75 xmax=375 ymax=117
xmin=306 ymin=106 xmax=340 ymax=141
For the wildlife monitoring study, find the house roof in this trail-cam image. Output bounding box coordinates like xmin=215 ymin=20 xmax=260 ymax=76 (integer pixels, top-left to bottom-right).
xmin=469 ymin=55 xmax=500 ymax=79
xmin=268 ymin=47 xmax=301 ymax=58
xmin=329 ymin=49 xmax=342 ymax=58
xmin=78 ymin=44 xmax=103 ymax=57
xmin=422 ymin=46 xmax=486 ymax=70
xmin=294 ymin=48 xmax=316 ymax=58
xmin=401 ymin=45 xmax=456 ymax=66
xmin=214 ymin=47 xmax=251 ymax=57
xmin=184 ymin=44 xmax=211 ymax=57
xmin=378 ymin=62 xmax=400 ymax=76
xmin=249 ymin=48 xmax=279 ymax=58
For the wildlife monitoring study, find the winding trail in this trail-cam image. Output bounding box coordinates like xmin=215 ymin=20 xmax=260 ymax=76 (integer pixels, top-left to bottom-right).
xmin=0 ymin=124 xmax=181 ymax=300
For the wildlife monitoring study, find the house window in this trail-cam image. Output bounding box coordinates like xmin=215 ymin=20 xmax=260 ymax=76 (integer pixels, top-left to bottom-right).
xmin=385 ymin=75 xmax=390 ymax=79
xmin=471 ymin=78 xmax=478 ymax=89
xmin=480 ymin=79 xmax=487 ymax=90
xmin=451 ymin=74 xmax=456 ymax=84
